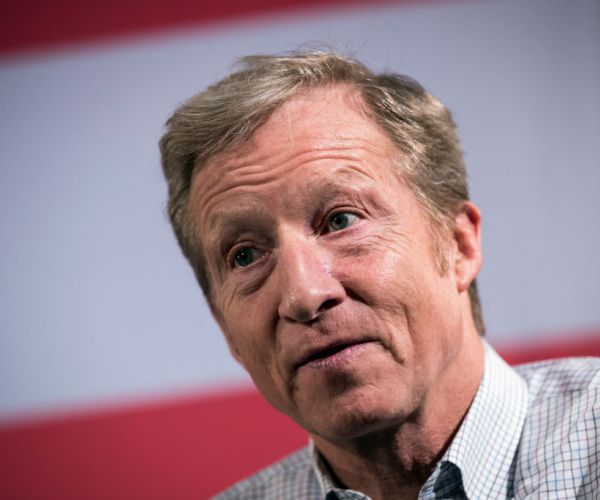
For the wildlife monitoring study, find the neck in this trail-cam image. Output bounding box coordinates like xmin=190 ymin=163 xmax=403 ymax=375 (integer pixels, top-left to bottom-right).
xmin=312 ymin=336 xmax=484 ymax=500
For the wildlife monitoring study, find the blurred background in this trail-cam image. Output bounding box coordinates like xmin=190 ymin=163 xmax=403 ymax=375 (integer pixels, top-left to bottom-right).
xmin=1 ymin=0 xmax=599 ymax=497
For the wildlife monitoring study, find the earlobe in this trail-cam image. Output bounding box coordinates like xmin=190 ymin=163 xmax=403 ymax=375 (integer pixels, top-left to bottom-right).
xmin=453 ymin=202 xmax=482 ymax=293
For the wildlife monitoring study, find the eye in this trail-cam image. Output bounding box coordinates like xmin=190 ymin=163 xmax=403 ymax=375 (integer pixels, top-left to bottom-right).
xmin=233 ymin=247 xmax=263 ymax=268
xmin=326 ymin=211 xmax=359 ymax=232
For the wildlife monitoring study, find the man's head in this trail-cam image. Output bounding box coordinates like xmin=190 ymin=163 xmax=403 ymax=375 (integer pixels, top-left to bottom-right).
xmin=160 ymin=51 xmax=484 ymax=335
xmin=159 ymin=52 xmax=484 ymax=441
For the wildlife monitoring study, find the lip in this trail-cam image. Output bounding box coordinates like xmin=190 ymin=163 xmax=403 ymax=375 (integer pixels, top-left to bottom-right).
xmin=294 ymin=339 xmax=376 ymax=371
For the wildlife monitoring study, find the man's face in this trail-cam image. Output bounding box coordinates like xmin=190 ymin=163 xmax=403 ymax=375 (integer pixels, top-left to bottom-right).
xmin=190 ymin=86 xmax=481 ymax=441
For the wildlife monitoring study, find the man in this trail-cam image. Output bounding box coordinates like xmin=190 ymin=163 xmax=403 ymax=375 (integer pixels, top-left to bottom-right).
xmin=160 ymin=52 xmax=599 ymax=499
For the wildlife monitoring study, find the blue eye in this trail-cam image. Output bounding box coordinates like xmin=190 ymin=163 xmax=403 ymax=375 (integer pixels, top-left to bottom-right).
xmin=327 ymin=212 xmax=358 ymax=232
xmin=233 ymin=247 xmax=262 ymax=268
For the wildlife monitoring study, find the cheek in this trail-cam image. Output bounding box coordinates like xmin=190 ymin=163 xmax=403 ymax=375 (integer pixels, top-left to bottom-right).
xmin=220 ymin=303 xmax=294 ymax=415
xmin=337 ymin=232 xmax=461 ymax=352
xmin=336 ymin=230 xmax=424 ymax=309
xmin=219 ymin=289 xmax=277 ymax=368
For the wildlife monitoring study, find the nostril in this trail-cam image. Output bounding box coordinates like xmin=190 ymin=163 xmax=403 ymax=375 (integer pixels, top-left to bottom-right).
xmin=294 ymin=306 xmax=319 ymax=323
xmin=288 ymin=298 xmax=341 ymax=324
xmin=318 ymin=298 xmax=341 ymax=314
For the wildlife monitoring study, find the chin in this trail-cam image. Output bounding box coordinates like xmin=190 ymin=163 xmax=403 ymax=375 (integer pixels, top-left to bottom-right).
xmin=305 ymin=399 xmax=407 ymax=442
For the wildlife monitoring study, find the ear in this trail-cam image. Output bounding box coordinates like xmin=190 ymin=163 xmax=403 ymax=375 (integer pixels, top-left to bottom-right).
xmin=452 ymin=201 xmax=482 ymax=293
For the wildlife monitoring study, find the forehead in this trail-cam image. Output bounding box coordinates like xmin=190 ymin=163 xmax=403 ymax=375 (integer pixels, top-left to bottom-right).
xmin=189 ymin=85 xmax=402 ymax=232
xmin=192 ymin=85 xmax=396 ymax=188
xmin=249 ymin=85 xmax=385 ymax=152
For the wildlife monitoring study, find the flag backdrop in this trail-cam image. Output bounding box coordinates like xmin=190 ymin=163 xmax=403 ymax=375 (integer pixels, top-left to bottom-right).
xmin=1 ymin=0 xmax=599 ymax=498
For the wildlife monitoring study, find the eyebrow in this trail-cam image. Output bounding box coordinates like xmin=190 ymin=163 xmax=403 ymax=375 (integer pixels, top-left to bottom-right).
xmin=326 ymin=163 xmax=378 ymax=183
xmin=203 ymin=164 xmax=381 ymax=244
xmin=299 ymin=167 xmax=378 ymax=201
xmin=205 ymin=200 xmax=273 ymax=247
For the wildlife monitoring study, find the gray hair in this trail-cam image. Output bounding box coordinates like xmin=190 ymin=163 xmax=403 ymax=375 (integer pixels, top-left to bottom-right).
xmin=159 ymin=51 xmax=485 ymax=335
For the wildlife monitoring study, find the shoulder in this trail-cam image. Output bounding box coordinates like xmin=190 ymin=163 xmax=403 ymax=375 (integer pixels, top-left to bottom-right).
xmin=515 ymin=356 xmax=600 ymax=437
xmin=514 ymin=356 xmax=600 ymax=396
xmin=213 ymin=446 xmax=319 ymax=500
xmin=512 ymin=357 xmax=600 ymax=497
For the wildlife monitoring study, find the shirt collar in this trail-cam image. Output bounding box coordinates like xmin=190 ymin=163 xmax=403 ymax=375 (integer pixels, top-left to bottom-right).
xmin=309 ymin=440 xmax=369 ymax=499
xmin=423 ymin=340 xmax=529 ymax=499
xmin=310 ymin=341 xmax=529 ymax=499
xmin=309 ymin=439 xmax=334 ymax=495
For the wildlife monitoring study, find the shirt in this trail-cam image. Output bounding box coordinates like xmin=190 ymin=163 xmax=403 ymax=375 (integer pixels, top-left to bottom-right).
xmin=214 ymin=342 xmax=600 ymax=499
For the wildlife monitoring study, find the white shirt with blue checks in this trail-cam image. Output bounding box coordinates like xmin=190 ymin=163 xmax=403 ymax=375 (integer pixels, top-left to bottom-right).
xmin=215 ymin=342 xmax=600 ymax=499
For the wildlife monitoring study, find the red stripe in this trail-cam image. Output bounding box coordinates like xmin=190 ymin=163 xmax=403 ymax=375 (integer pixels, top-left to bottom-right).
xmin=0 ymin=0 xmax=444 ymax=57
xmin=1 ymin=334 xmax=598 ymax=499
xmin=0 ymin=387 xmax=307 ymax=499
xmin=499 ymin=333 xmax=600 ymax=365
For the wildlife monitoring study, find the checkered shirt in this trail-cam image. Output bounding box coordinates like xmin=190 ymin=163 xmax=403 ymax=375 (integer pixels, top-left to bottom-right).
xmin=214 ymin=342 xmax=600 ymax=499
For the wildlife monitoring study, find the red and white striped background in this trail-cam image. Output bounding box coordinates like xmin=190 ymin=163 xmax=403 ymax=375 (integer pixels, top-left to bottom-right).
xmin=1 ymin=0 xmax=599 ymax=498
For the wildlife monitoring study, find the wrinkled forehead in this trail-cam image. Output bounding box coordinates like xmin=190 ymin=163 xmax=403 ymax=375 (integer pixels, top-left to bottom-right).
xmin=187 ymin=85 xmax=406 ymax=247
xmin=250 ymin=85 xmax=373 ymax=147
xmin=190 ymin=85 xmax=398 ymax=193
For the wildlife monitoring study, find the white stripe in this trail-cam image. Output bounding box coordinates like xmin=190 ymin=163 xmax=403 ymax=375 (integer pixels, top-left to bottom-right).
xmin=0 ymin=0 xmax=599 ymax=419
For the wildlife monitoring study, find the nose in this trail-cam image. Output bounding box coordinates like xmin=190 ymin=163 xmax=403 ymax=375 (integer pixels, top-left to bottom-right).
xmin=277 ymin=235 xmax=346 ymax=323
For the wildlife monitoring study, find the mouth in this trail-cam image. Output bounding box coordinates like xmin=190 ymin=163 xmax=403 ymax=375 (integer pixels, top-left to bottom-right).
xmin=296 ymin=339 xmax=376 ymax=371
